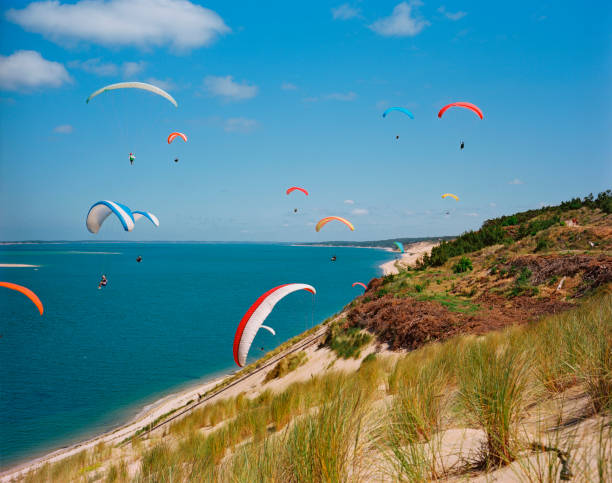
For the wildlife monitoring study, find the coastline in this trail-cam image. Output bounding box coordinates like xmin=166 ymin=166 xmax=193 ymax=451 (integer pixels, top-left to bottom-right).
xmin=379 ymin=241 xmax=437 ymax=275
xmin=0 ymin=243 xmax=404 ymax=480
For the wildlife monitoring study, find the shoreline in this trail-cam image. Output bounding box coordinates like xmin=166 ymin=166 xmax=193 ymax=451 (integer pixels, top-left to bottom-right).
xmin=379 ymin=241 xmax=438 ymax=275
xmin=0 ymin=243 xmax=402 ymax=479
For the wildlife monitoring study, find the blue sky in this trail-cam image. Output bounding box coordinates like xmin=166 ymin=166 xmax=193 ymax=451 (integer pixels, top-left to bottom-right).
xmin=0 ymin=0 xmax=610 ymax=241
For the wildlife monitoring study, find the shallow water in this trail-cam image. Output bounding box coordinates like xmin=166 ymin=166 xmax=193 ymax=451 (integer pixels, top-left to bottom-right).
xmin=0 ymin=242 xmax=392 ymax=467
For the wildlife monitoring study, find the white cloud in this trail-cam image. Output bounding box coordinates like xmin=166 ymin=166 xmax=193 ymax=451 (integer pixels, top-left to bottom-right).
xmin=325 ymin=91 xmax=357 ymax=101
xmin=332 ymin=4 xmax=360 ymax=20
xmin=6 ymin=0 xmax=230 ymax=51
xmin=53 ymin=124 xmax=73 ymax=134
xmin=438 ymin=6 xmax=467 ymax=21
xmin=68 ymin=58 xmax=146 ymax=77
xmin=489 ymin=202 xmax=496 ymax=207
xmin=146 ymin=77 xmax=174 ymax=91
xmin=224 ymin=117 xmax=258 ymax=133
xmin=351 ymin=208 xmax=369 ymax=215
xmin=204 ymin=75 xmax=258 ymax=100
xmin=0 ymin=50 xmax=71 ymax=91
xmin=281 ymin=82 xmax=297 ymax=90
xmin=344 ymin=199 xmax=355 ymax=205
xmin=369 ymin=1 xmax=429 ymax=37
xmin=509 ymin=178 xmax=524 ymax=185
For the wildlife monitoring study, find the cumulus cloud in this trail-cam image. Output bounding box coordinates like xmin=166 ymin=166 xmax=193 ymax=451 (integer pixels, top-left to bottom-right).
xmin=0 ymin=50 xmax=71 ymax=91
xmin=281 ymin=82 xmax=297 ymax=90
xmin=224 ymin=117 xmax=258 ymax=133
xmin=53 ymin=124 xmax=73 ymax=133
xmin=204 ymin=75 xmax=258 ymax=100
xmin=344 ymin=199 xmax=355 ymax=204
xmin=369 ymin=1 xmax=429 ymax=37
xmin=325 ymin=91 xmax=356 ymax=101
xmin=332 ymin=4 xmax=360 ymax=20
xmin=6 ymin=0 xmax=230 ymax=51
xmin=438 ymin=6 xmax=467 ymax=21
xmin=509 ymin=178 xmax=524 ymax=185
xmin=351 ymin=208 xmax=369 ymax=215
xmin=68 ymin=58 xmax=146 ymax=77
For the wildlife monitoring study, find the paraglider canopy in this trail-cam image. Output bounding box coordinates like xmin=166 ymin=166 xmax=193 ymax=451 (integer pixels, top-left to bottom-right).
xmin=132 ymin=211 xmax=160 ymax=227
xmin=233 ymin=283 xmax=316 ymax=367
xmin=0 ymin=282 xmax=43 ymax=315
xmin=86 ymin=201 xmax=135 ymax=234
xmin=438 ymin=102 xmax=483 ymax=120
xmin=352 ymin=282 xmax=367 ymax=290
xmin=382 ymin=107 xmax=415 ymax=119
xmin=86 ymin=82 xmax=178 ymax=107
xmin=315 ymin=216 xmax=355 ymax=232
xmin=286 ymin=187 xmax=309 ymax=196
xmin=442 ymin=193 xmax=459 ymax=201
xmin=168 ymin=132 xmax=187 ymax=144
xmin=394 ymin=241 xmax=405 ymax=253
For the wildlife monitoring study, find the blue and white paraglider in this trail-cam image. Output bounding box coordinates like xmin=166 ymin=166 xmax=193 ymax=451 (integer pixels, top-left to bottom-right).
xmin=132 ymin=211 xmax=160 ymax=227
xmin=382 ymin=107 xmax=414 ymax=119
xmin=86 ymin=201 xmax=135 ymax=233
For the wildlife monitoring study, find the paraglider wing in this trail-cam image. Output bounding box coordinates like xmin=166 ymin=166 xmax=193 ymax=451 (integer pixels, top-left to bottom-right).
xmin=352 ymin=282 xmax=367 ymax=290
xmin=86 ymin=201 xmax=135 ymax=234
xmin=167 ymin=132 xmax=188 ymax=144
xmin=437 ymin=102 xmax=483 ymax=120
xmin=315 ymin=216 xmax=355 ymax=232
xmin=382 ymin=107 xmax=415 ymax=119
xmin=233 ymin=283 xmax=316 ymax=367
xmin=441 ymin=193 xmax=459 ymax=201
xmin=0 ymin=282 xmax=43 ymax=315
xmin=286 ymin=187 xmax=309 ymax=196
xmin=86 ymin=82 xmax=178 ymax=107
xmin=132 ymin=211 xmax=160 ymax=227
xmin=260 ymin=325 xmax=276 ymax=336
xmin=394 ymin=241 xmax=405 ymax=253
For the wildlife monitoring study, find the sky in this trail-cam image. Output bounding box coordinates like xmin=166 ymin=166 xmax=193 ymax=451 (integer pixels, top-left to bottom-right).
xmin=0 ymin=0 xmax=610 ymax=242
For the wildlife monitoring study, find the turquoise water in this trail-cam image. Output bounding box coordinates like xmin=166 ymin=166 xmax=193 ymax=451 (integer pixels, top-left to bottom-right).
xmin=0 ymin=243 xmax=392 ymax=468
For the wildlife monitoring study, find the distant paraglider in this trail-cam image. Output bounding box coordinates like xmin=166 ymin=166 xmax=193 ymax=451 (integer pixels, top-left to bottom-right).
xmin=330 ymin=255 xmax=337 ymax=262
xmin=352 ymin=282 xmax=367 ymax=290
xmin=382 ymin=107 xmax=415 ymax=119
xmin=460 ymin=141 xmax=465 ymax=150
xmin=86 ymin=82 xmax=178 ymax=107
xmin=233 ymin=284 xmax=316 ymax=367
xmin=260 ymin=325 xmax=276 ymax=336
xmin=438 ymin=102 xmax=483 ymax=120
xmin=129 ymin=153 xmax=135 ymax=165
xmin=315 ymin=216 xmax=355 ymax=232
xmin=442 ymin=193 xmax=460 ymax=201
xmin=136 ymin=256 xmax=142 ymax=263
xmin=0 ymin=282 xmax=43 ymax=315
xmin=167 ymin=132 xmax=187 ymax=144
xmin=286 ymin=187 xmax=309 ymax=196
xmin=394 ymin=241 xmax=405 ymax=253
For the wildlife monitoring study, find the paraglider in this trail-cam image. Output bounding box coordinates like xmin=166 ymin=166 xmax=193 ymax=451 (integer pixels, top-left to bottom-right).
xmin=394 ymin=241 xmax=405 ymax=253
xmin=167 ymin=132 xmax=187 ymax=144
xmin=330 ymin=255 xmax=337 ymax=262
xmin=132 ymin=211 xmax=160 ymax=227
xmin=352 ymin=282 xmax=367 ymax=290
xmin=136 ymin=256 xmax=142 ymax=263
xmin=174 ymin=158 xmax=179 ymax=163
xmin=438 ymin=102 xmax=483 ymax=120
xmin=86 ymin=201 xmax=135 ymax=233
xmin=86 ymin=82 xmax=178 ymax=108
xmin=442 ymin=193 xmax=459 ymax=201
xmin=382 ymin=107 xmax=415 ymax=119
xmin=315 ymin=216 xmax=355 ymax=232
xmin=286 ymin=187 xmax=309 ymax=196
xmin=260 ymin=325 xmax=276 ymax=336
xmin=0 ymin=282 xmax=43 ymax=315
xmin=233 ymin=283 xmax=316 ymax=367
xmin=98 ymin=275 xmax=107 ymax=290
xmin=294 ymin=208 xmax=298 ymax=213
xmin=460 ymin=141 xmax=464 ymax=150
xmin=129 ymin=153 xmax=135 ymax=165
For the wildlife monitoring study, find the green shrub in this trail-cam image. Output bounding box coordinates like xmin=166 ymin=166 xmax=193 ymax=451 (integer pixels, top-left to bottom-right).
xmin=534 ymin=238 xmax=549 ymax=252
xmin=264 ymin=351 xmax=308 ymax=382
xmin=453 ymin=256 xmax=473 ymax=273
xmin=325 ymin=323 xmax=372 ymax=359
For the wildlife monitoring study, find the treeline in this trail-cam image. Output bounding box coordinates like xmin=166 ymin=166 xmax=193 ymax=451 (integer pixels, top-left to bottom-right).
xmin=419 ymin=190 xmax=611 ymax=268
xmin=301 ymin=236 xmax=453 ymax=249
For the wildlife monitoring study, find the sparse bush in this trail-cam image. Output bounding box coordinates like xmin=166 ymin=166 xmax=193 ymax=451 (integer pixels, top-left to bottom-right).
xmin=453 ymin=256 xmax=473 ymax=273
xmin=535 ymin=238 xmax=549 ymax=252
xmin=264 ymin=351 xmax=308 ymax=382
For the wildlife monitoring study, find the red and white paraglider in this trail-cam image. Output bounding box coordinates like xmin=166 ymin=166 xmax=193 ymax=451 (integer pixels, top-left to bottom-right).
xmin=352 ymin=282 xmax=367 ymax=291
xmin=233 ymin=283 xmax=316 ymax=367
xmin=286 ymin=187 xmax=309 ymax=196
xmin=437 ymin=102 xmax=483 ymax=120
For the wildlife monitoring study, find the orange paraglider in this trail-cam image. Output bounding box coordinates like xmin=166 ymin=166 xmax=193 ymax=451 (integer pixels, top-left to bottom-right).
xmin=315 ymin=216 xmax=355 ymax=232
xmin=0 ymin=282 xmax=43 ymax=315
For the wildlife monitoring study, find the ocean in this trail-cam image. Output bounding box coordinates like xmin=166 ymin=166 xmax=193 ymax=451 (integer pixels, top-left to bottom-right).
xmin=0 ymin=242 xmax=393 ymax=468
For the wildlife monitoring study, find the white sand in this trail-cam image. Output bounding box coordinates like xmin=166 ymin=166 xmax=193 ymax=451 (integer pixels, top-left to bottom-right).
xmin=0 ymin=264 xmax=39 ymax=268
xmin=380 ymin=241 xmax=438 ymax=275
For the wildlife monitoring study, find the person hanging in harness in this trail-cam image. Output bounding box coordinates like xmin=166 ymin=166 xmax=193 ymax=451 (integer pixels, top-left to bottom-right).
xmin=460 ymin=141 xmax=464 ymax=150
xmin=98 ymin=274 xmax=107 ymax=289
xmin=129 ymin=153 xmax=135 ymax=165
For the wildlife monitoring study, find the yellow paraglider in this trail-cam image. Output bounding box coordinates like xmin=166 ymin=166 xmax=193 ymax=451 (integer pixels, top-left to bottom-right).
xmin=442 ymin=193 xmax=459 ymax=201
xmin=315 ymin=216 xmax=355 ymax=232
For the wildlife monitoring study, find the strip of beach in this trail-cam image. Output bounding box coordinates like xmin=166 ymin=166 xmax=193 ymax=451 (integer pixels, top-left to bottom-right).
xmin=0 ymin=241 xmax=437 ymax=481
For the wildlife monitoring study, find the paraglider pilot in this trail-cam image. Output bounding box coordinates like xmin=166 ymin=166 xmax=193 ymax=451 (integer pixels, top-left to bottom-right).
xmin=129 ymin=153 xmax=135 ymax=165
xmin=98 ymin=274 xmax=107 ymax=289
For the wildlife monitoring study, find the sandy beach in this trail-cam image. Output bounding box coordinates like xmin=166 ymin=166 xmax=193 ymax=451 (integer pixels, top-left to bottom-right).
xmin=379 ymin=240 xmax=438 ymax=275
xmin=0 ymin=264 xmax=40 ymax=268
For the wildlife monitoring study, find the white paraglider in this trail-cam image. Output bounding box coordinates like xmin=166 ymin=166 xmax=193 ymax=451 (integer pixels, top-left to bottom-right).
xmin=86 ymin=201 xmax=135 ymax=234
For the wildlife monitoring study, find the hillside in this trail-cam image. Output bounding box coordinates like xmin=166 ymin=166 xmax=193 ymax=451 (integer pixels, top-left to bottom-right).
xmin=4 ymin=192 xmax=611 ymax=482
xmin=297 ymin=236 xmax=454 ymax=250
